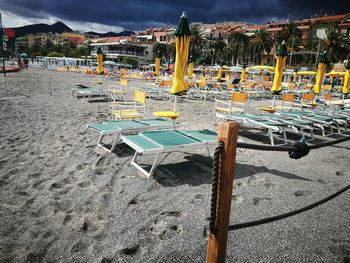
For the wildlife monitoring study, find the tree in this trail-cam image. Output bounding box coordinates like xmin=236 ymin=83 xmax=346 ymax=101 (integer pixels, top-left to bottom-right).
xmin=47 ymin=51 xmax=64 ymax=57
xmin=276 ymin=22 xmax=302 ymax=65
xmin=207 ymin=38 xmax=226 ymax=64
xmin=190 ymin=24 xmax=206 ymax=62
xmin=320 ymin=29 xmax=350 ymax=63
xmin=153 ymin=42 xmax=168 ymax=59
xmin=251 ymin=29 xmax=273 ymax=64
xmin=227 ymin=31 xmax=250 ymax=65
xmin=122 ymin=56 xmax=138 ymax=67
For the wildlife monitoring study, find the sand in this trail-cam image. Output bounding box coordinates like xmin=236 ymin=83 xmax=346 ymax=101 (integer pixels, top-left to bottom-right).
xmin=0 ymin=69 xmax=349 ymax=263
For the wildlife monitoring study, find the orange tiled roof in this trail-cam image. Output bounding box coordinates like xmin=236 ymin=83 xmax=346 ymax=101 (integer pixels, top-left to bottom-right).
xmin=315 ymin=14 xmax=349 ymax=22
xmin=67 ymin=36 xmax=85 ymax=45
xmin=338 ymin=22 xmax=350 ymax=27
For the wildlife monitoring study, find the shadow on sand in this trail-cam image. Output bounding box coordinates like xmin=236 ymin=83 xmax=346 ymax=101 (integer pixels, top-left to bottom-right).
xmin=149 ymin=152 xmax=312 ymax=187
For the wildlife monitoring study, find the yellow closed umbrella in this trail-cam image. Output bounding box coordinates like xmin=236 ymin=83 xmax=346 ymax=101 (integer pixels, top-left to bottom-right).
xmin=96 ymin=47 xmax=104 ymax=75
xmin=155 ymin=51 xmax=161 ymax=77
xmin=217 ymin=61 xmax=224 ymax=81
xmin=313 ymin=52 xmax=328 ymax=94
xmin=343 ymin=60 xmax=350 ymax=95
xmin=188 ymin=55 xmax=194 ymax=79
xmin=170 ymin=12 xmax=191 ymax=112
xmin=240 ymin=64 xmax=246 ymax=82
xmin=292 ymin=69 xmax=297 ymax=83
xmin=271 ymin=41 xmax=288 ymax=94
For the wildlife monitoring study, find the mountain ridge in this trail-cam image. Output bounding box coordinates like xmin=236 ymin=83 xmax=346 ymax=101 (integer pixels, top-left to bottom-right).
xmin=10 ymin=21 xmax=135 ymax=38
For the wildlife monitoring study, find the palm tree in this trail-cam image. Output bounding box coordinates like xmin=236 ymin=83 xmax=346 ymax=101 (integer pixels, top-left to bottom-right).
xmin=190 ymin=24 xmax=206 ymax=62
xmin=227 ymin=31 xmax=250 ymax=65
xmin=207 ymin=38 xmax=226 ymax=64
xmin=276 ymin=22 xmax=302 ymax=65
xmin=276 ymin=22 xmax=302 ymax=44
xmin=153 ymin=42 xmax=168 ymax=59
xmin=320 ymin=29 xmax=350 ymax=63
xmin=166 ymin=41 xmax=176 ymax=61
xmin=251 ymin=29 xmax=273 ymax=64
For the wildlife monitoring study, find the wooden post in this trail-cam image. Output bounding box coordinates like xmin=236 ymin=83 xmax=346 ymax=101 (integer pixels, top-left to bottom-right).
xmin=206 ymin=121 xmax=239 ymax=263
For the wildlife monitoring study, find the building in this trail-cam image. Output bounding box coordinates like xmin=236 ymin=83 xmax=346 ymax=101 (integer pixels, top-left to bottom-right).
xmin=90 ymin=37 xmax=154 ymax=64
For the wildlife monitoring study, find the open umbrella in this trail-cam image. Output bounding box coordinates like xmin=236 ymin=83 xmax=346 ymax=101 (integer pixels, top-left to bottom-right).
xmin=343 ymin=60 xmax=350 ymax=95
xmin=271 ymin=41 xmax=288 ymax=94
xmin=20 ymin=53 xmax=28 ymax=58
xmin=96 ymin=47 xmax=104 ymax=75
xmin=170 ymin=11 xmax=191 ymax=111
xmin=313 ymin=52 xmax=328 ymax=94
xmin=103 ymin=60 xmax=117 ymax=66
xmin=155 ymin=51 xmax=161 ymax=77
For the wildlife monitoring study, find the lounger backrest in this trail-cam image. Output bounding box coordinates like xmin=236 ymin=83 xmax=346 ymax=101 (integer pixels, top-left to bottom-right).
xmin=120 ymin=79 xmax=128 ymax=87
xmin=324 ymin=93 xmax=332 ymax=101
xmin=134 ymin=90 xmax=146 ymax=104
xmin=231 ymin=92 xmax=248 ymax=103
xmin=323 ymin=84 xmax=331 ymax=91
xmin=302 ymin=93 xmax=315 ymax=102
xmin=198 ymin=81 xmax=207 ymax=88
xmin=226 ymin=83 xmax=234 ymax=89
xmin=282 ymin=93 xmax=295 ymax=102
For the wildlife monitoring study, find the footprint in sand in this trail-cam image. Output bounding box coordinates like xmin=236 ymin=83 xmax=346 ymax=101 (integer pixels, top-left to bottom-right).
xmin=0 ymin=179 xmax=8 ymax=187
xmin=191 ymin=194 xmax=204 ymax=204
xmin=294 ymin=190 xmax=312 ymax=197
xmin=71 ymin=240 xmax=90 ymax=253
xmin=114 ymin=245 xmax=140 ymax=261
xmin=232 ymin=195 xmax=243 ymax=204
xmin=264 ymin=182 xmax=279 ymax=191
xmin=252 ymin=197 xmax=271 ymax=205
xmin=148 ymin=211 xmax=184 ymax=240
xmin=247 ymin=175 xmax=266 ymax=186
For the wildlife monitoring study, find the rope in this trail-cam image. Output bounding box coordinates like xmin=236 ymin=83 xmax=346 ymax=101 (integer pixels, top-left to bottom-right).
xmin=237 ymin=135 xmax=350 ymax=153
xmin=228 ymin=183 xmax=350 ymax=230
xmin=209 ymin=141 xmax=225 ymax=234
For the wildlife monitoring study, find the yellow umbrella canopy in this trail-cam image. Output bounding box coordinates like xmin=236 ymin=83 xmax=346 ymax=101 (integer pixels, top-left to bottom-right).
xmin=271 ymin=41 xmax=288 ymax=94
xmin=170 ymin=12 xmax=191 ymax=95
xmin=297 ymin=71 xmax=316 ymax=76
xmin=313 ymin=52 xmax=328 ymax=94
xmin=154 ymin=51 xmax=161 ymax=77
xmin=241 ymin=64 xmax=246 ymax=81
xmin=96 ymin=47 xmax=104 ymax=75
xmin=343 ymin=60 xmax=350 ymax=94
xmin=326 ymin=71 xmax=346 ymax=77
xmin=248 ymin=65 xmax=275 ymax=72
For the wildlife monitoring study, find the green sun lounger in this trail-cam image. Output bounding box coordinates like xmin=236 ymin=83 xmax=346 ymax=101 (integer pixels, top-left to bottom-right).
xmin=121 ymin=129 xmax=217 ymax=177
xmin=277 ymin=111 xmax=345 ymax=136
xmin=216 ymin=112 xmax=288 ymax=145
xmin=88 ymin=118 xmax=173 ymax=152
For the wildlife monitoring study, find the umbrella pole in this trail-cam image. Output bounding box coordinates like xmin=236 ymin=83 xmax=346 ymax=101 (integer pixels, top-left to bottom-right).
xmin=173 ymin=95 xmax=178 ymax=112
xmin=172 ymin=96 xmax=178 ymax=129
xmin=272 ymin=95 xmax=276 ymax=108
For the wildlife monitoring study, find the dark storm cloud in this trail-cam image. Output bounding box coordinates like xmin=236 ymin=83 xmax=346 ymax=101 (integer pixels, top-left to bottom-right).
xmin=1 ymin=0 xmax=350 ymax=30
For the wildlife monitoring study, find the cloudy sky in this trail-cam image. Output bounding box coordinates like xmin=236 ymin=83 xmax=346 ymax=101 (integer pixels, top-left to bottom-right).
xmin=0 ymin=0 xmax=349 ymax=32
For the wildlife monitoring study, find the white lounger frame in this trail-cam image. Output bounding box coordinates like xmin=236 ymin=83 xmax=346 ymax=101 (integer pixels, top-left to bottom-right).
xmin=88 ymin=123 xmax=172 ymax=152
xmin=216 ymin=113 xmax=288 ymax=146
xmin=122 ymin=133 xmax=214 ymax=178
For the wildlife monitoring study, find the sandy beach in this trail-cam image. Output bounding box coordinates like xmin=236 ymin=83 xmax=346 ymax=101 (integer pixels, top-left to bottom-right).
xmin=0 ymin=69 xmax=349 ymax=262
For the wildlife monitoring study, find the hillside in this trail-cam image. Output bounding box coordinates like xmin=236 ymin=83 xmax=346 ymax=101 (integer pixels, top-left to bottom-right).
xmin=11 ymin=21 xmax=73 ymax=38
